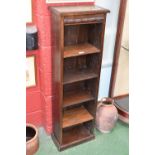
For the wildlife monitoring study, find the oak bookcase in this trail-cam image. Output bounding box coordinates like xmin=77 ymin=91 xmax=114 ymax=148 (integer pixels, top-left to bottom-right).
xmin=49 ymin=5 xmax=109 ymax=151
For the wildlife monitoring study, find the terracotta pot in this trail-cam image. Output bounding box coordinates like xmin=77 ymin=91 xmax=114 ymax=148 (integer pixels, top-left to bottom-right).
xmin=96 ymin=98 xmax=118 ymax=133
xmin=26 ymin=123 xmax=39 ymax=155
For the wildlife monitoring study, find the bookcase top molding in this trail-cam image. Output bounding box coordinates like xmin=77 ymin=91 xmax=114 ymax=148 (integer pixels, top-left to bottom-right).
xmin=46 ymin=0 xmax=95 ymax=4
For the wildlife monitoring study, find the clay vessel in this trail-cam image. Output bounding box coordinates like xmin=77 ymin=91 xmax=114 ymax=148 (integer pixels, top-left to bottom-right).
xmin=26 ymin=123 xmax=39 ymax=155
xmin=96 ymin=98 xmax=118 ymax=133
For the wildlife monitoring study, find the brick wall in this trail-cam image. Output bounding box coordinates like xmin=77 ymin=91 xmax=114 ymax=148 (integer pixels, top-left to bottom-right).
xmin=27 ymin=0 xmax=94 ymax=134
xmin=26 ymin=50 xmax=43 ymax=126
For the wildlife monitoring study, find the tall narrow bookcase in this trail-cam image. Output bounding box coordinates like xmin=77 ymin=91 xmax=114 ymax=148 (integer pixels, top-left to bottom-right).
xmin=49 ymin=6 xmax=109 ymax=151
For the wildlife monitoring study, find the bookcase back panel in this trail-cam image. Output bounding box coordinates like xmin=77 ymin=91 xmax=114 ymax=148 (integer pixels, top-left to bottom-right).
xmin=64 ymin=81 xmax=86 ymax=92
xmin=64 ymin=25 xmax=88 ymax=45
xmin=64 ymin=54 xmax=100 ymax=74
xmin=63 ymin=80 xmax=96 ymax=96
xmin=84 ymin=101 xmax=96 ymax=117
xmin=83 ymin=120 xmax=94 ymax=134
xmin=64 ymin=23 xmax=103 ymax=49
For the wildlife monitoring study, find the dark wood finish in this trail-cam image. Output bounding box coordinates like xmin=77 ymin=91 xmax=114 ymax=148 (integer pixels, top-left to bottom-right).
xmin=51 ymin=8 xmax=63 ymax=144
xmin=114 ymin=97 xmax=129 ymax=114
xmin=52 ymin=125 xmax=95 ymax=151
xmin=63 ymin=89 xmax=94 ymax=108
xmin=62 ymin=125 xmax=94 ymax=149
xmin=113 ymin=94 xmax=129 ymax=113
xmin=63 ymin=69 xmax=98 ymax=84
xmin=64 ymin=43 xmax=100 ymax=58
xmin=50 ymin=6 xmax=110 ymax=16
xmin=113 ymin=94 xmax=129 ymax=123
xmin=64 ymin=24 xmax=104 ymax=49
xmin=109 ymin=0 xmax=128 ymax=97
xmin=49 ymin=5 xmax=109 ymax=151
xmin=64 ymin=16 xmax=104 ymax=25
xmin=63 ymin=106 xmax=94 ymax=128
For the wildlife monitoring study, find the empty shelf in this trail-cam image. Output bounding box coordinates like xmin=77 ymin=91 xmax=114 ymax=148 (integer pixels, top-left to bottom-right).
xmin=63 ymin=106 xmax=93 ymax=128
xmin=62 ymin=125 xmax=94 ymax=149
xmin=64 ymin=43 xmax=100 ymax=58
xmin=63 ymin=69 xmax=98 ymax=84
xmin=63 ymin=90 xmax=94 ymax=108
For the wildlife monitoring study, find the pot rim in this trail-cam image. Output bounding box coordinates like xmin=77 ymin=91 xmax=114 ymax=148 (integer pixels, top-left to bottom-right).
xmin=101 ymin=97 xmax=114 ymax=106
xmin=26 ymin=123 xmax=38 ymax=144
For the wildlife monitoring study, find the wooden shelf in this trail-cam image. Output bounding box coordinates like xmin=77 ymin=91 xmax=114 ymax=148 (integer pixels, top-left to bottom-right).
xmin=62 ymin=125 xmax=94 ymax=149
xmin=63 ymin=90 xmax=94 ymax=108
xmin=64 ymin=43 xmax=100 ymax=58
xmin=62 ymin=106 xmax=93 ymax=128
xmin=63 ymin=69 xmax=98 ymax=85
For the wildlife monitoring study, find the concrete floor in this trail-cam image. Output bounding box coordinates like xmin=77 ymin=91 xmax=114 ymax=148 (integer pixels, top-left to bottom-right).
xmin=35 ymin=120 xmax=129 ymax=155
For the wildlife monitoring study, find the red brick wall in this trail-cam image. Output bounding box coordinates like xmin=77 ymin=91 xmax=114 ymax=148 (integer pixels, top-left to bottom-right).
xmin=26 ymin=50 xmax=43 ymax=126
xmin=26 ymin=0 xmax=94 ymax=134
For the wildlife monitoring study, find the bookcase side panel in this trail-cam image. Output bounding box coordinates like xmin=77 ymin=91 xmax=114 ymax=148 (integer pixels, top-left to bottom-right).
xmin=51 ymin=12 xmax=63 ymax=144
